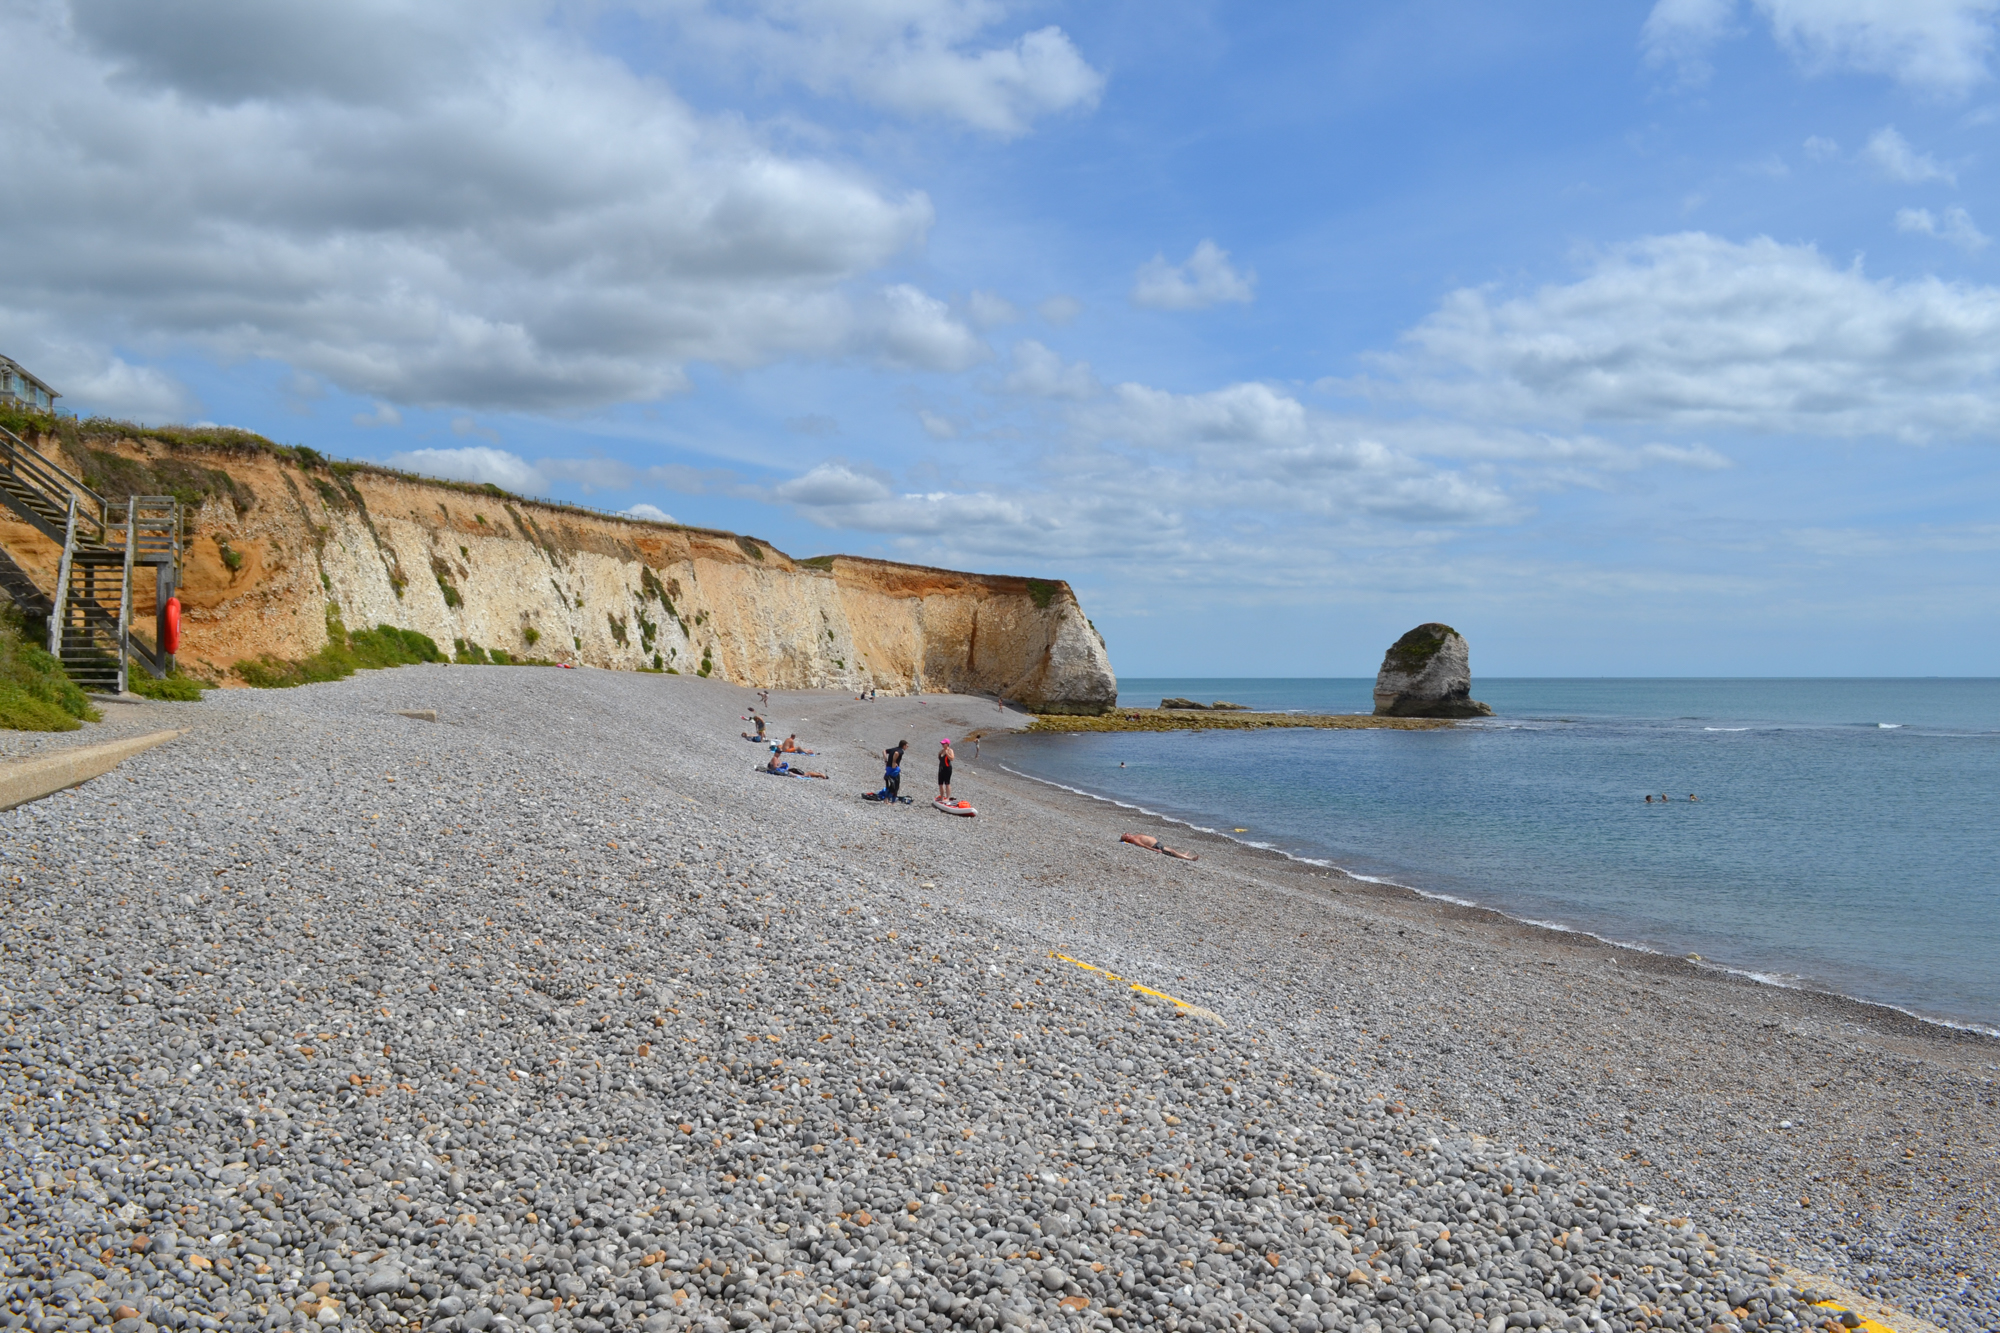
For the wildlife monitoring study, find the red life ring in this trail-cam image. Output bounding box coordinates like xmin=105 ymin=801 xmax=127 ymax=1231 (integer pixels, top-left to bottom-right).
xmin=163 ymin=595 xmax=181 ymax=653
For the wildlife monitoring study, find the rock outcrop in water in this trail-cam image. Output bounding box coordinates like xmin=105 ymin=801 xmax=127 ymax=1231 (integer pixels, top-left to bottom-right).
xmin=1373 ymin=622 xmax=1493 ymax=718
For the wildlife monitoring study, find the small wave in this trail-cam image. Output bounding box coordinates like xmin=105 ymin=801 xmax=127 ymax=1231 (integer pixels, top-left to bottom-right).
xmin=1878 ymin=723 xmax=1902 ymax=729
xmin=1703 ymin=727 xmax=1750 ymax=732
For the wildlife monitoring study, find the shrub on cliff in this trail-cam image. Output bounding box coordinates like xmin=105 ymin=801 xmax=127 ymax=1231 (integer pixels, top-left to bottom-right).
xmin=236 ymin=613 xmax=444 ymax=688
xmin=0 ymin=607 xmax=99 ymax=731
xmin=129 ymin=672 xmax=209 ymax=702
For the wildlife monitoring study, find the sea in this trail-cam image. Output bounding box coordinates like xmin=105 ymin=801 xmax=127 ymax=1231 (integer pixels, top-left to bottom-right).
xmin=984 ymin=678 xmax=2000 ymax=1037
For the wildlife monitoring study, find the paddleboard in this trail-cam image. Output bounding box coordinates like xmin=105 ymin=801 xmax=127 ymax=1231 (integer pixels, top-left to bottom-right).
xmin=933 ymin=798 xmax=977 ymax=817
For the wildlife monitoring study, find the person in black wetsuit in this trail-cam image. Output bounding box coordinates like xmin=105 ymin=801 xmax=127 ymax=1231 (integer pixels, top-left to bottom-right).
xmin=937 ymin=738 xmax=955 ymax=801
xmin=882 ymin=739 xmax=907 ymax=803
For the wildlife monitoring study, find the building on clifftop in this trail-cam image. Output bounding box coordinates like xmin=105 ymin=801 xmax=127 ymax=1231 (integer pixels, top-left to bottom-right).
xmin=0 ymin=355 xmax=58 ymax=411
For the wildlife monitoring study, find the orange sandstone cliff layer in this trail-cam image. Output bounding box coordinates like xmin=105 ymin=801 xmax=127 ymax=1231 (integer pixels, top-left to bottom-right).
xmin=4 ymin=432 xmax=1118 ymax=713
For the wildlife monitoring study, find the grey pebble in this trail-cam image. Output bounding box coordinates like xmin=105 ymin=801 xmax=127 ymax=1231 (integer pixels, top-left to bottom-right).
xmin=0 ymin=667 xmax=1982 ymax=1333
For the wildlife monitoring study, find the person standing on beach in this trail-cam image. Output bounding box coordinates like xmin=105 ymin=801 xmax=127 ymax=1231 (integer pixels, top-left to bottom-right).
xmin=937 ymin=738 xmax=955 ymax=801
xmin=883 ymin=739 xmax=907 ymax=804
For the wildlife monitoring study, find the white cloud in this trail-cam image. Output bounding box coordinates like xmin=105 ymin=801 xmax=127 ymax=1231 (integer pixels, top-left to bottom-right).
xmin=1038 ymin=294 xmax=1082 ymax=326
xmin=1896 ymin=204 xmax=1991 ymax=249
xmin=1365 ymin=231 xmax=2000 ymax=440
xmin=352 ymin=402 xmax=403 ymax=429
xmin=1642 ymin=0 xmax=1741 ymax=82
xmin=55 ymin=357 xmax=195 ymax=423
xmin=1762 ymin=0 xmax=1999 ymax=94
xmin=655 ymin=1 xmax=1105 ymax=137
xmin=1130 ymin=240 xmax=1257 ymax=311
xmin=1003 ymin=339 xmax=1099 ymax=400
xmin=451 ymin=416 xmax=501 ymax=444
xmin=964 ymin=290 xmax=1019 ymax=330
xmin=1 ymin=2 xmax=951 ymax=416
xmin=872 ymin=285 xmax=990 ymax=371
xmin=1643 ymin=0 xmax=2000 ymax=94
xmin=1864 ymin=127 xmax=1955 ymax=183
xmin=620 ymin=502 xmax=678 ymax=523
xmin=390 ymin=446 xmax=543 ymax=492
xmin=917 ymin=409 xmax=959 ymax=440
xmin=775 ymin=461 xmax=895 ymax=507
xmin=1804 ymin=134 xmax=1842 ymax=160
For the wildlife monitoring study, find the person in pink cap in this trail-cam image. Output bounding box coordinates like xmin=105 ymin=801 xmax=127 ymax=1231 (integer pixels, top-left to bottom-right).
xmin=936 ymin=737 xmax=955 ymax=801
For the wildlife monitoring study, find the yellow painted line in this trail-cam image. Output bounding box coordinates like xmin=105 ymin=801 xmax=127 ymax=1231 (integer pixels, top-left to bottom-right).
xmin=1051 ymin=952 xmax=1225 ymax=1025
xmin=1814 ymin=1301 xmax=1897 ymax=1333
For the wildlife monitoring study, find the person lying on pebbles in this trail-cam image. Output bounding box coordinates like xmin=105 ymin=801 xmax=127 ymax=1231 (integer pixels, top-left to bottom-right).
xmin=1122 ymin=830 xmax=1199 ymax=860
xmin=764 ymin=753 xmax=829 ymax=778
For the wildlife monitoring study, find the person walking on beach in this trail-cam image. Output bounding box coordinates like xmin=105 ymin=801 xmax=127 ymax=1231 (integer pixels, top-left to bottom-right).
xmin=883 ymin=739 xmax=907 ymax=804
xmin=936 ymin=738 xmax=955 ymax=801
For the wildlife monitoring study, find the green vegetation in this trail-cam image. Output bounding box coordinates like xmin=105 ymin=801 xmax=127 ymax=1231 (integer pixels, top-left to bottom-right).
xmin=216 ymin=538 xmax=243 ymax=572
xmin=522 ymin=625 xmax=540 ymax=647
xmin=698 ymin=644 xmax=714 ymax=678
xmin=349 ymin=625 xmax=446 ymax=668
xmin=453 ymin=638 xmax=489 ymax=665
xmin=81 ymin=444 xmax=256 ymax=519
xmin=430 ymin=555 xmax=463 ymax=608
xmin=737 ymin=535 xmax=766 ymax=561
xmin=236 ymin=610 xmax=444 ymax=688
xmin=1025 ymin=578 xmax=1059 ymax=609
xmin=0 ymin=606 xmax=99 ymax=731
xmin=1383 ymin=623 xmax=1454 ymax=675
xmin=798 ymin=555 xmax=836 ymax=571
xmin=607 ymin=613 xmax=628 ymax=647
xmin=128 ymin=672 xmax=209 ymax=702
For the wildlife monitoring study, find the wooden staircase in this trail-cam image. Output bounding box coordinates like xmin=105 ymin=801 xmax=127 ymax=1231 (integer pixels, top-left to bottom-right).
xmin=0 ymin=425 xmax=180 ymax=693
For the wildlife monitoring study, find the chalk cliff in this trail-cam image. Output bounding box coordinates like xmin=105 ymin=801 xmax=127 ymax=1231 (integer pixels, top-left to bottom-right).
xmin=0 ymin=428 xmax=1117 ymax=713
xmin=1372 ymin=622 xmax=1493 ymax=718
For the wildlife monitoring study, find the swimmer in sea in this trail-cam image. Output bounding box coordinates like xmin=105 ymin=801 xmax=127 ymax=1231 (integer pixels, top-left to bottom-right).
xmin=1645 ymin=794 xmax=1653 ymax=803
xmin=1688 ymin=793 xmax=1699 ymax=801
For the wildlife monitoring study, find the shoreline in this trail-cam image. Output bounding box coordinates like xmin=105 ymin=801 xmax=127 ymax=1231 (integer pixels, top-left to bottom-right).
xmin=989 ymin=748 xmax=2000 ymax=1044
xmin=1 ymin=671 xmax=1993 ymax=1333
xmin=1027 ymin=709 xmax=1453 ymax=734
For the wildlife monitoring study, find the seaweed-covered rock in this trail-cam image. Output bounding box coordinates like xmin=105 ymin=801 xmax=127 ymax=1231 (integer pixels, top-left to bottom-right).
xmin=1373 ymin=623 xmax=1492 ymax=718
xmin=1161 ymin=697 xmax=1208 ymax=710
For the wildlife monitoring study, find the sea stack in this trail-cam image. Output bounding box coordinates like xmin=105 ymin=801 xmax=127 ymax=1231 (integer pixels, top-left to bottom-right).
xmin=1373 ymin=622 xmax=1493 ymax=718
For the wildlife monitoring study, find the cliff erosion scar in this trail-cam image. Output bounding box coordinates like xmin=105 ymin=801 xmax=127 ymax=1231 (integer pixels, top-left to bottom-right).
xmin=4 ymin=429 xmax=1117 ymax=714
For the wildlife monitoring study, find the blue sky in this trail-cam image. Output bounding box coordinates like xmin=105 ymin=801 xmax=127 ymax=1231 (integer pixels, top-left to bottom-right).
xmin=6 ymin=0 xmax=2000 ymax=675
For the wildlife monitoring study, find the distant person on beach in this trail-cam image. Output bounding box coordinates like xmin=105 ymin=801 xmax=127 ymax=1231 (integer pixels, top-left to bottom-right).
xmin=766 ymin=753 xmax=827 ymax=779
xmin=883 ymin=739 xmax=907 ymax=803
xmin=758 ymin=689 xmax=770 ymax=709
xmin=937 ymin=738 xmax=955 ymax=801
xmin=1121 ymin=832 xmax=1198 ymax=862
xmin=741 ymin=713 xmax=767 ymax=741
xmin=779 ymin=734 xmax=814 ymax=755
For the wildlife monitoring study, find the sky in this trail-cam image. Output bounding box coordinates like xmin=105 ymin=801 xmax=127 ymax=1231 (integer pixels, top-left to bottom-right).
xmin=5 ymin=0 xmax=2000 ymax=676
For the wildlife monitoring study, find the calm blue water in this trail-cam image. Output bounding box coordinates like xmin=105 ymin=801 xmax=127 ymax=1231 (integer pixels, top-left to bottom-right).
xmin=987 ymin=679 xmax=2000 ymax=1034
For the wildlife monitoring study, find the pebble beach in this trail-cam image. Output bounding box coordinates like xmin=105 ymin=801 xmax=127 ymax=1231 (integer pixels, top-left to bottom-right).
xmin=1 ymin=668 xmax=1994 ymax=1333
